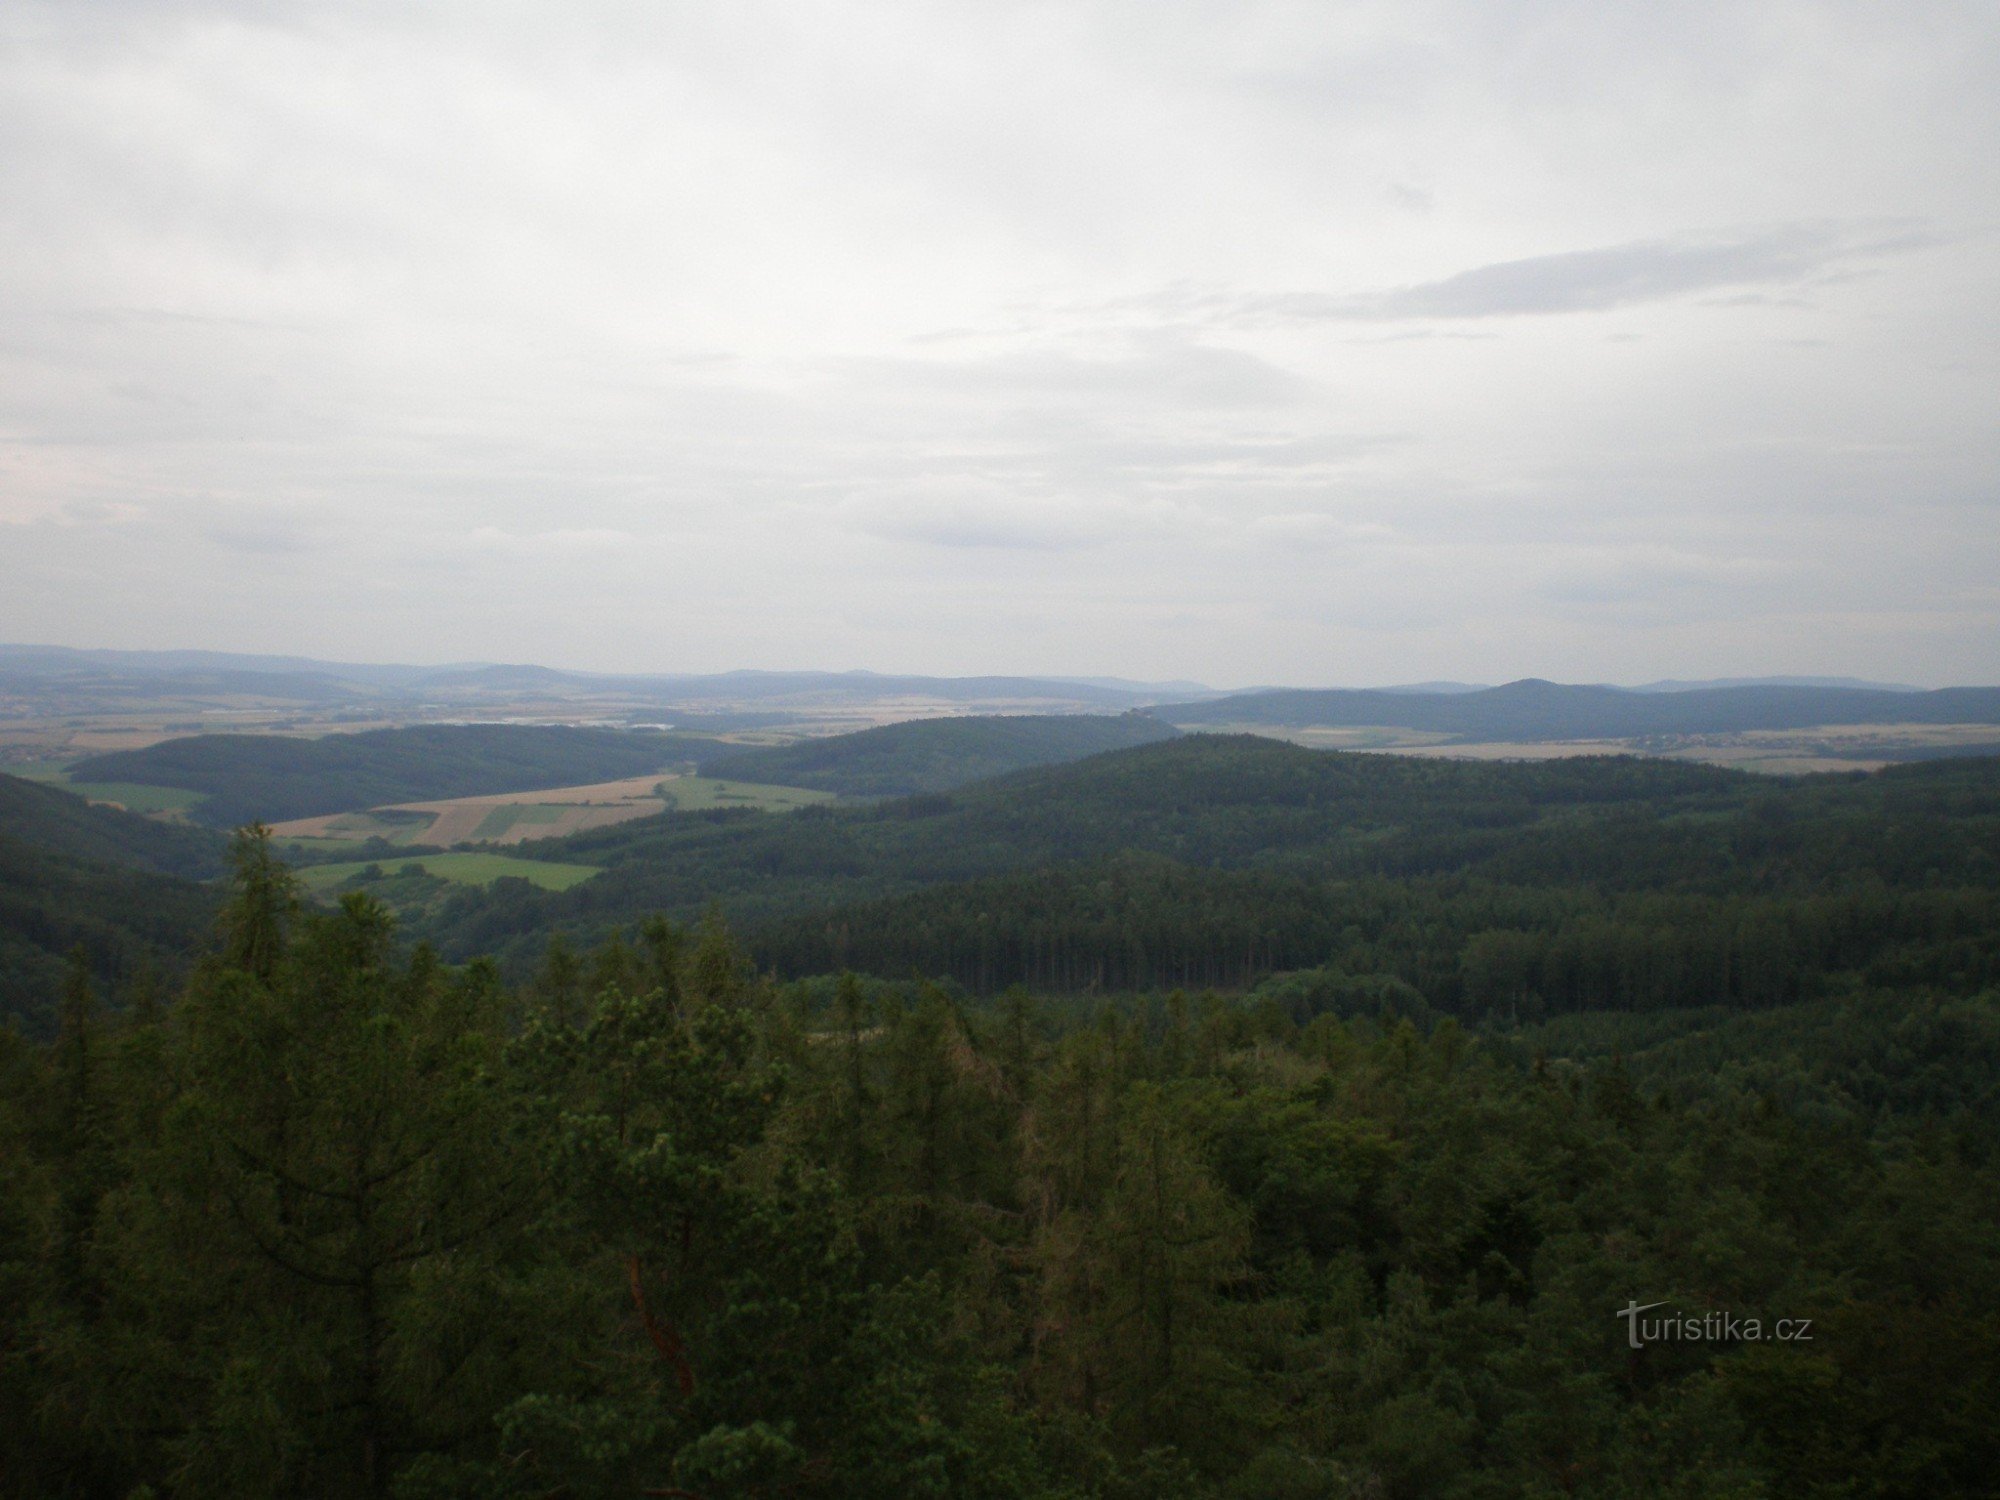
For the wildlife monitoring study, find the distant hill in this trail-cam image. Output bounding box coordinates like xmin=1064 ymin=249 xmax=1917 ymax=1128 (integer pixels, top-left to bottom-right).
xmin=607 ymin=669 xmax=1185 ymax=709
xmin=1160 ymin=678 xmax=2000 ymax=739
xmin=0 ymin=643 xmax=450 ymax=688
xmin=68 ymin=725 xmax=717 ymax=827
xmin=696 ymin=713 xmax=1181 ymax=797
xmin=0 ymin=774 xmax=226 ymax=1029
xmin=1630 ymin=675 xmax=1926 ymax=693
xmin=0 ymin=645 xmax=1208 ymax=716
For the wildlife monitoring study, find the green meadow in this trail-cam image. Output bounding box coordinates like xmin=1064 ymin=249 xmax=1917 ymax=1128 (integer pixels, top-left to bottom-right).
xmin=62 ymin=781 xmax=211 ymax=816
xmin=654 ymin=775 xmax=835 ymax=812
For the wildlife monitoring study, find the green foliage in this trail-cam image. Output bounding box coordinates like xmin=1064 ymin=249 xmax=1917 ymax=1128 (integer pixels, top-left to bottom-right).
xmin=0 ymin=773 xmax=224 ymax=1030
xmin=418 ymin=740 xmax=2000 ymax=1011
xmin=0 ymin=771 xmax=223 ymax=878
xmin=420 ymin=735 xmax=1754 ymax=959
xmin=296 ymin=851 xmax=602 ymax=895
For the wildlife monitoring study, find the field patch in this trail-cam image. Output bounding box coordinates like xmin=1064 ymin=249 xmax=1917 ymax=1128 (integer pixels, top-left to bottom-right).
xmin=273 ymin=807 xmax=439 ymax=845
xmin=268 ymin=772 xmax=831 ymax=849
xmin=63 ymin=781 xmax=211 ymax=816
xmin=296 ymin=852 xmax=600 ymax=894
xmin=654 ymin=776 xmax=835 ymax=812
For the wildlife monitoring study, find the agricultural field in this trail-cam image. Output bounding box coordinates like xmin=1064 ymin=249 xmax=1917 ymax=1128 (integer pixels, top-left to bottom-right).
xmin=1230 ymin=720 xmax=2000 ymax=774
xmin=295 ymin=852 xmax=601 ymax=894
xmin=653 ymin=775 xmax=834 ymax=812
xmin=1648 ymin=721 xmax=2000 ymax=772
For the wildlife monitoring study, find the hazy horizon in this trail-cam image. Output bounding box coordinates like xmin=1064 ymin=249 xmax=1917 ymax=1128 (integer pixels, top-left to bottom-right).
xmin=3 ymin=2 xmax=1995 ymax=685
xmin=0 ymin=639 xmax=1969 ymax=696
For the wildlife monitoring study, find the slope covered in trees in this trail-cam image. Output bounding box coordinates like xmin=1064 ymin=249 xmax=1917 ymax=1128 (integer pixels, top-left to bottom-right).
xmin=4 ymin=839 xmax=1995 ymax=1496
xmin=67 ymin=724 xmax=718 ymax=826
xmin=697 ymin=712 xmax=1180 ymax=796
xmin=0 ymin=771 xmax=224 ymax=878
xmin=0 ymin=774 xmax=225 ymax=1027
xmin=423 ymin=738 xmax=2000 ymax=989
xmin=1161 ymin=677 xmax=2000 ymax=739
xmin=421 ymin=737 xmax=1752 ymax=957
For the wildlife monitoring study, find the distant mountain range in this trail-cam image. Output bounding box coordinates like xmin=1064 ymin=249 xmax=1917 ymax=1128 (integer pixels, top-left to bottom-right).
xmin=0 ymin=646 xmax=1217 ymax=715
xmin=2 ymin=647 xmax=1986 ymax=737
xmin=1627 ymin=676 xmax=1925 ymax=693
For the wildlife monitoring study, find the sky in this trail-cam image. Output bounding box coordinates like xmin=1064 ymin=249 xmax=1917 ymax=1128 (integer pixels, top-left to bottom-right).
xmin=1 ymin=0 xmax=1995 ymax=688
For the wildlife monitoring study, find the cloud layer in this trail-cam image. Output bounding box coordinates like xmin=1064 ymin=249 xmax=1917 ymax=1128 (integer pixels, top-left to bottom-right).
xmin=1 ymin=0 xmax=1995 ymax=685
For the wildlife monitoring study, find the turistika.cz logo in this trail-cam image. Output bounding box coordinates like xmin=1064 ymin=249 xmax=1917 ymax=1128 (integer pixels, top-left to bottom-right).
xmin=1616 ymin=1300 xmax=1814 ymax=1349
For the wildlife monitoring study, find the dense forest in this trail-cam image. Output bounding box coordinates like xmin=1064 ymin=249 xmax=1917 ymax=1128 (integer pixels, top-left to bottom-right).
xmin=697 ymin=713 xmax=1180 ymax=797
xmin=4 ymin=832 xmax=1995 ymax=1496
xmin=67 ymin=725 xmax=718 ymax=826
xmin=422 ymin=737 xmax=1752 ymax=950
xmin=7 ymin=736 xmax=2000 ymax=1495
xmin=0 ymin=775 xmax=224 ymax=1027
xmin=411 ymin=740 xmax=2000 ymax=995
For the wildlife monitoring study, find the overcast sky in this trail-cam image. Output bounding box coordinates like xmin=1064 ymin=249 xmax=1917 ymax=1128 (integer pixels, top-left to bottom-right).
xmin=2 ymin=1 xmax=1995 ymax=687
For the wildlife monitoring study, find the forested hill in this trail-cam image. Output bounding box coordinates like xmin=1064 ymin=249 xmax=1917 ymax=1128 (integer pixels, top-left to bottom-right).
xmin=423 ymin=737 xmax=2000 ymax=991
xmin=421 ymin=735 xmax=1748 ymax=958
xmin=0 ymin=771 xmax=224 ymax=878
xmin=697 ymin=712 xmax=1180 ymax=796
xmin=1161 ymin=677 xmax=2000 ymax=738
xmin=67 ymin=724 xmax=718 ymax=826
xmin=0 ymin=774 xmax=225 ymax=1028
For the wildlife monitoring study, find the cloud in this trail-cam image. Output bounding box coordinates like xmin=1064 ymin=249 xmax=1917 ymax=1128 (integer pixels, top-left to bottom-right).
xmin=1118 ymin=222 xmax=1946 ymax=327
xmin=843 ymin=479 xmax=1108 ymax=552
xmin=0 ymin=3 xmax=1994 ymax=684
xmin=465 ymin=525 xmax=640 ymax=555
xmin=843 ymin=337 xmax=1311 ymax=412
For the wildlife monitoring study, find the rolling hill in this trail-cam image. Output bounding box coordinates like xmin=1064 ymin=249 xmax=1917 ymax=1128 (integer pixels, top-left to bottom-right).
xmin=67 ymin=724 xmax=718 ymax=827
xmin=0 ymin=774 xmax=227 ymax=1029
xmin=695 ymin=712 xmax=1180 ymax=796
xmin=415 ymin=736 xmax=1741 ymax=958
xmin=415 ymin=735 xmax=2000 ymax=991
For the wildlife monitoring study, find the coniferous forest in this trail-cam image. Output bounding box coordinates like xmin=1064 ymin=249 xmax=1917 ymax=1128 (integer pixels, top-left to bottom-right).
xmin=5 ymin=733 xmax=2000 ymax=1497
